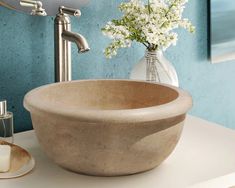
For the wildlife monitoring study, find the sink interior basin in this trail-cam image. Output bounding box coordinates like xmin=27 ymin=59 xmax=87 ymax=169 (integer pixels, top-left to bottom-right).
xmin=35 ymin=79 xmax=179 ymax=110
xmin=24 ymin=79 xmax=192 ymax=176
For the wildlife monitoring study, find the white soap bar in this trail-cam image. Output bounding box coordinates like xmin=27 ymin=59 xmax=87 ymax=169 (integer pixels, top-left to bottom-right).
xmin=0 ymin=145 xmax=11 ymax=173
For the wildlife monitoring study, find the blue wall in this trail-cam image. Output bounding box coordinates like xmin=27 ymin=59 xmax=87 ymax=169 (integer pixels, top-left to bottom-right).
xmin=0 ymin=0 xmax=234 ymax=132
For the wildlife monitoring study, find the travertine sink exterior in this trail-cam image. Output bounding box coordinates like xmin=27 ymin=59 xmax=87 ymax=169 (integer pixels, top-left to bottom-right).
xmin=24 ymin=80 xmax=192 ymax=176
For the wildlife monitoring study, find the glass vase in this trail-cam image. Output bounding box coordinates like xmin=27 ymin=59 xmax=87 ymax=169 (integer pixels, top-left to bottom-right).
xmin=130 ymin=50 xmax=179 ymax=87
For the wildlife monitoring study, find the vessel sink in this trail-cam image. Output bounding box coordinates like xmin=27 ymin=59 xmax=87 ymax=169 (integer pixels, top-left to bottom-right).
xmin=24 ymin=80 xmax=192 ymax=176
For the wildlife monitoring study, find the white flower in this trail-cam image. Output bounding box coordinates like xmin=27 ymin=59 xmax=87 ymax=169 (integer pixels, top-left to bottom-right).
xmin=102 ymin=0 xmax=195 ymax=58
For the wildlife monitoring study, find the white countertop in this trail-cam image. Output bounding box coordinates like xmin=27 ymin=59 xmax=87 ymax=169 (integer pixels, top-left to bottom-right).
xmin=190 ymin=172 xmax=235 ymax=188
xmin=1 ymin=115 xmax=235 ymax=188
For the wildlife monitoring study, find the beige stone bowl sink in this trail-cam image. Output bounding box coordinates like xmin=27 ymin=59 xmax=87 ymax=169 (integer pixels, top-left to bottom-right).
xmin=24 ymin=79 xmax=192 ymax=176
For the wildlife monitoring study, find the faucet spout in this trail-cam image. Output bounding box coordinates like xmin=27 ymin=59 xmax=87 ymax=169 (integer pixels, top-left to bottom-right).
xmin=62 ymin=31 xmax=90 ymax=53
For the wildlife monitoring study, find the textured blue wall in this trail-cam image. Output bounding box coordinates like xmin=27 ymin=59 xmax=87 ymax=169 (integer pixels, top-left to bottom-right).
xmin=0 ymin=0 xmax=234 ymax=132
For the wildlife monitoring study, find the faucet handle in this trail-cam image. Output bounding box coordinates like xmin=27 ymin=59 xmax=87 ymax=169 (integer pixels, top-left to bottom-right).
xmin=59 ymin=6 xmax=81 ymax=17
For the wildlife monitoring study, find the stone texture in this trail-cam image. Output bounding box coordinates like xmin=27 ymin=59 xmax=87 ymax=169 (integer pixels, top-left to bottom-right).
xmin=24 ymin=80 xmax=192 ymax=176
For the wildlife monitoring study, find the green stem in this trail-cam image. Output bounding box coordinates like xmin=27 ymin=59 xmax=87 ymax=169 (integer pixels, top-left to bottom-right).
xmin=148 ymin=0 xmax=151 ymax=14
xmin=159 ymin=0 xmax=177 ymax=29
xmin=142 ymin=43 xmax=148 ymax=48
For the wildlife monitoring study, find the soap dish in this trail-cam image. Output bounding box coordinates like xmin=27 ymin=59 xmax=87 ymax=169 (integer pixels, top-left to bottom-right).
xmin=0 ymin=141 xmax=35 ymax=179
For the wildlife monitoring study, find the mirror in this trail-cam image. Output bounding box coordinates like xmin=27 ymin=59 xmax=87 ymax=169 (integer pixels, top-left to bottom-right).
xmin=211 ymin=0 xmax=235 ymax=63
xmin=0 ymin=0 xmax=89 ymax=16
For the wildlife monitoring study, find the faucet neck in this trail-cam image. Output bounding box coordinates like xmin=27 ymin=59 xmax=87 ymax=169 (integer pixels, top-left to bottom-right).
xmin=55 ymin=13 xmax=71 ymax=26
xmin=54 ymin=14 xmax=72 ymax=82
xmin=54 ymin=6 xmax=89 ymax=83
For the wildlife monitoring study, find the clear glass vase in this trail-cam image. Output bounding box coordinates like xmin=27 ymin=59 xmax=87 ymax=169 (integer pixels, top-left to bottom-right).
xmin=130 ymin=50 xmax=179 ymax=87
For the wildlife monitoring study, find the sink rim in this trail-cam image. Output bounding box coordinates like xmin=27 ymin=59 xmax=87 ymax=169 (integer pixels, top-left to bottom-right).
xmin=24 ymin=79 xmax=192 ymax=123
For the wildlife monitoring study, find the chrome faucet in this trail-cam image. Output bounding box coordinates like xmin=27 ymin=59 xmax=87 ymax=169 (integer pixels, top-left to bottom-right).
xmin=54 ymin=6 xmax=90 ymax=82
